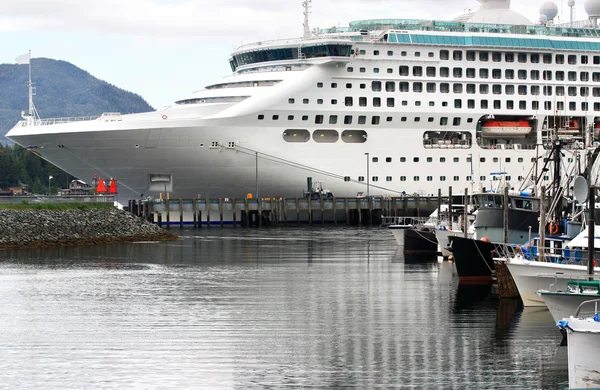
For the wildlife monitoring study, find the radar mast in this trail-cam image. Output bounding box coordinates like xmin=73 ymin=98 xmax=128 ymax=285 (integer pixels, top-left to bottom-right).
xmin=302 ymin=0 xmax=312 ymax=39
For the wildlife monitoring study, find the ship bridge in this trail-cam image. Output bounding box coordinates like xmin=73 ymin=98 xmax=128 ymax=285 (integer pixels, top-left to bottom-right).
xmin=229 ymin=39 xmax=353 ymax=72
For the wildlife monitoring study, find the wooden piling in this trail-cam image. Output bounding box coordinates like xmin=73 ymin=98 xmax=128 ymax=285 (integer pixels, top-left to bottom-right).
xmin=193 ymin=198 xmax=198 ymax=228
xmin=166 ymin=197 xmax=170 ymax=229
xmin=495 ymin=260 xmax=520 ymax=298
xmin=321 ymin=198 xmax=325 ymax=225
xmin=464 ymin=189 xmax=469 ymax=237
xmin=245 ymin=198 xmax=250 ymax=227
xmin=296 ymin=198 xmax=300 ymax=226
xmin=179 ymin=199 xmax=184 ymax=229
xmin=448 ymin=186 xmax=453 ymax=231
xmin=333 ymin=198 xmax=337 ymax=226
xmin=233 ymin=198 xmax=237 ymax=227
xmin=206 ymin=198 xmax=210 ymax=227
xmin=358 ymin=200 xmax=363 ymax=227
xmin=219 ymin=198 xmax=224 ymax=227
xmin=258 ymin=199 xmax=262 ymax=228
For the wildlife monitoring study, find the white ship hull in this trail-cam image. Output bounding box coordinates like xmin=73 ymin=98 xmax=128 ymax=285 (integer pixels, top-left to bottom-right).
xmin=7 ymin=111 xmax=541 ymax=200
xmin=506 ymin=259 xmax=600 ymax=307
xmin=7 ymin=4 xmax=600 ymax=201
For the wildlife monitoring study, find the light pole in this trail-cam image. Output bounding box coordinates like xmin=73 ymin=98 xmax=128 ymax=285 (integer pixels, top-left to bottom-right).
xmin=48 ymin=175 xmax=53 ymax=196
xmin=255 ymin=152 xmax=259 ymax=199
xmin=365 ymin=152 xmax=370 ymax=197
xmin=468 ymin=153 xmax=474 ymax=193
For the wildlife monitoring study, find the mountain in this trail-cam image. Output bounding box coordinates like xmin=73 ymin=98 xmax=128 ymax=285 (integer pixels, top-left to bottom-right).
xmin=0 ymin=58 xmax=154 ymax=141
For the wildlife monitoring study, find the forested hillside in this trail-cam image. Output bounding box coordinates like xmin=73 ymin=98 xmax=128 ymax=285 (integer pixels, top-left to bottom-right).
xmin=0 ymin=58 xmax=154 ymax=193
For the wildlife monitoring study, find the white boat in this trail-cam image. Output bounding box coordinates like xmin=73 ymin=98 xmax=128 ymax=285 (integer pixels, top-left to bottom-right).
xmin=557 ymin=299 xmax=600 ymax=389
xmin=538 ymin=278 xmax=600 ymax=323
xmin=6 ymin=0 xmax=600 ymax=200
xmin=505 ymin=226 xmax=600 ymax=307
xmin=506 ymin=259 xmax=600 ymax=307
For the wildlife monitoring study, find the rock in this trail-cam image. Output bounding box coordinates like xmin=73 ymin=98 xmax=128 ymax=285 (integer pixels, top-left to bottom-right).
xmin=0 ymin=209 xmax=178 ymax=249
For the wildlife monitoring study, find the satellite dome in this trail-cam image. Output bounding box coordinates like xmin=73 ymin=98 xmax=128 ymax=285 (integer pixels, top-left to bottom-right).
xmin=539 ymin=14 xmax=549 ymax=23
xmin=540 ymin=1 xmax=559 ymax=20
xmin=585 ymin=0 xmax=600 ymax=17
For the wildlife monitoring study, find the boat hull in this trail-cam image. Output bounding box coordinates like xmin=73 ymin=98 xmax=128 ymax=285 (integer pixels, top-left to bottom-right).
xmin=506 ymin=260 xmax=600 ymax=307
xmin=436 ymin=228 xmax=470 ymax=258
xmin=404 ymin=227 xmax=438 ymax=255
xmin=539 ymin=292 xmax=600 ymax=323
xmin=561 ymin=317 xmax=600 ymax=389
xmin=388 ymin=225 xmax=411 ymax=246
xmin=448 ymin=236 xmax=496 ymax=284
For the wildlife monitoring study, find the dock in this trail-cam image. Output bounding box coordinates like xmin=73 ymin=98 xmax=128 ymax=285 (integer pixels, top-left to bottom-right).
xmin=127 ymin=195 xmax=451 ymax=228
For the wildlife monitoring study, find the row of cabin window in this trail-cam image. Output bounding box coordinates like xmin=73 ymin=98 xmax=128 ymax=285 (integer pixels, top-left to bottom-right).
xmin=354 ymin=49 xmax=432 ymax=58
xmin=343 ymin=175 xmax=548 ymax=182
xmin=440 ymin=50 xmax=600 ymax=65
xmin=347 ymin=66 xmax=599 ymax=82
xmin=353 ymin=49 xmax=600 ymax=66
xmin=258 ymin=113 xmax=473 ymax=126
xmin=342 ymin=82 xmax=598 ymax=96
xmin=292 ymin=94 xmax=595 ymax=112
xmin=374 ymin=156 xmax=527 ymax=163
xmin=393 ymin=67 xmax=599 ymax=82
xmin=316 ymin=80 xmax=600 ymax=95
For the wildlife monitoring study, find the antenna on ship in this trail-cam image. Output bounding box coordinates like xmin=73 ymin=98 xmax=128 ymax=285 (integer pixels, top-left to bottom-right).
xmin=16 ymin=50 xmax=40 ymax=125
xmin=302 ymin=0 xmax=312 ymax=39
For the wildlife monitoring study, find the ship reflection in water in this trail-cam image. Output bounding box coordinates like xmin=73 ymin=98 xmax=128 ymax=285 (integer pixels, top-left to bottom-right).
xmin=0 ymin=228 xmax=567 ymax=389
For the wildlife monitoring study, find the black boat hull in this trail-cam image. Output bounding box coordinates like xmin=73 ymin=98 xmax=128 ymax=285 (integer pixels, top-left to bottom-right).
xmin=404 ymin=227 xmax=438 ymax=255
xmin=448 ymin=236 xmax=497 ymax=284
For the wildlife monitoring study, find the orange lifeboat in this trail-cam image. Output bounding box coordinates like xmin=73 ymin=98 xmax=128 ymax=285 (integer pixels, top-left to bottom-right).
xmin=558 ymin=119 xmax=581 ymax=135
xmin=481 ymin=120 xmax=532 ymax=138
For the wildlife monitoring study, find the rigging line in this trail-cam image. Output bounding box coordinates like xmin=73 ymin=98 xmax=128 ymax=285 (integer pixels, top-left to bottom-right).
xmin=235 ymin=147 xmax=347 ymax=180
xmin=62 ymin=146 xmax=142 ymax=197
xmin=411 ymin=228 xmax=438 ymax=245
xmin=472 ymin=239 xmax=494 ymax=273
xmin=234 ymin=146 xmax=406 ymax=195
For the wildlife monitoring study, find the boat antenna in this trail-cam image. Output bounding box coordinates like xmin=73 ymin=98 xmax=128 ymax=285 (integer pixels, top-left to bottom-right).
xmin=17 ymin=50 xmax=40 ymax=125
xmin=302 ymin=0 xmax=312 ymax=39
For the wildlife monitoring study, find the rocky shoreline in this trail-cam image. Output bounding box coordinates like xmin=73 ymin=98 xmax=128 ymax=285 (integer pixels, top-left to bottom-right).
xmin=0 ymin=209 xmax=177 ymax=249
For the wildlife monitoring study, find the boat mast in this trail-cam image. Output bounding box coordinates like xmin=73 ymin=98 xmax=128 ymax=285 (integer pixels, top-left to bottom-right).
xmin=21 ymin=50 xmax=40 ymax=125
xmin=302 ymin=0 xmax=312 ymax=39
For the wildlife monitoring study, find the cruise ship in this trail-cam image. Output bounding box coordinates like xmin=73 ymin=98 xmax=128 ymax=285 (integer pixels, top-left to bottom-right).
xmin=7 ymin=0 xmax=600 ymax=200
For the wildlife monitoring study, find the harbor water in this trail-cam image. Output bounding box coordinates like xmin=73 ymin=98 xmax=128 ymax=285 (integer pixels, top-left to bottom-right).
xmin=0 ymin=228 xmax=567 ymax=389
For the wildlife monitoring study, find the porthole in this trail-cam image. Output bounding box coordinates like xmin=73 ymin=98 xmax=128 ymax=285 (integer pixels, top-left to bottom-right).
xmin=134 ymin=144 xmax=140 ymax=148
xmin=341 ymin=130 xmax=367 ymax=143
xmin=283 ymin=129 xmax=310 ymax=143
xmin=313 ymin=130 xmax=339 ymax=143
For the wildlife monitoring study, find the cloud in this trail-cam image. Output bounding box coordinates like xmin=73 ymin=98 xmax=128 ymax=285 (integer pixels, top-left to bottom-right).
xmin=0 ymin=0 xmax=551 ymax=46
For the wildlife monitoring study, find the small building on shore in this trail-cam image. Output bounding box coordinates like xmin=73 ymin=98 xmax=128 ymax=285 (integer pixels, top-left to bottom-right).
xmin=59 ymin=180 xmax=93 ymax=196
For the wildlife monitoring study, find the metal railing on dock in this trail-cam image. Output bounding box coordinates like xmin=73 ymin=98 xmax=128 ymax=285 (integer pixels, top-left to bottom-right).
xmin=128 ymin=195 xmax=443 ymax=228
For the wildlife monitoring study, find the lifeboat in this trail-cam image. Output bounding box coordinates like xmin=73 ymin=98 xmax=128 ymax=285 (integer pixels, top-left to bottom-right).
xmin=481 ymin=120 xmax=532 ymax=138
xmin=557 ymin=119 xmax=581 ymax=135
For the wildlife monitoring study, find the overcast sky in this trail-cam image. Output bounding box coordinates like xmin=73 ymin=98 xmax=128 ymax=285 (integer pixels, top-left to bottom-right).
xmin=0 ymin=0 xmax=588 ymax=108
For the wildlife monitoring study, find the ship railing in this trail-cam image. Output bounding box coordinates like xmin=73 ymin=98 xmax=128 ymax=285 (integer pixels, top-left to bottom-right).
xmin=535 ymin=273 xmax=600 ymax=293
xmin=382 ymin=216 xmax=429 ymax=227
xmin=15 ymin=116 xmax=100 ymax=127
xmin=235 ymin=35 xmax=350 ymax=51
xmin=495 ymin=242 xmax=594 ymax=267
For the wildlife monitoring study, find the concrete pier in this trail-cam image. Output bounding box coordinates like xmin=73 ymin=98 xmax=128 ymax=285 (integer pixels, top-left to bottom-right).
xmin=128 ymin=195 xmax=446 ymax=228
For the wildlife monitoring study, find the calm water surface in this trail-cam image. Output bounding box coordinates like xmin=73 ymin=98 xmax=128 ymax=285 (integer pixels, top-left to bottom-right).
xmin=0 ymin=228 xmax=567 ymax=389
